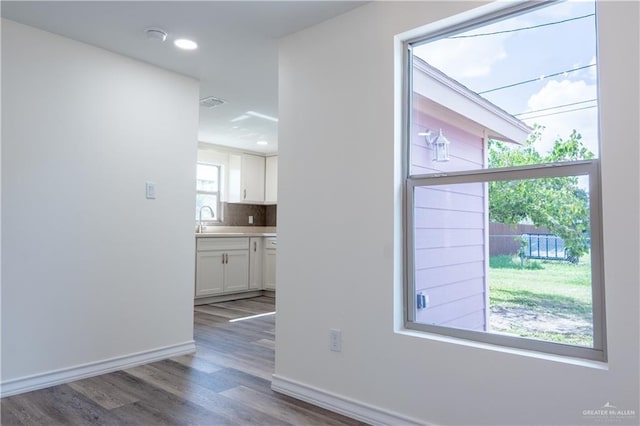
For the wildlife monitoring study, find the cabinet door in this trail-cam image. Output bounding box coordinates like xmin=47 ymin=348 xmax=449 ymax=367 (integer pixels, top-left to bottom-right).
xmin=263 ymin=248 xmax=276 ymax=290
xmin=224 ymin=250 xmax=250 ymax=292
xmin=265 ymin=156 xmax=278 ymax=204
xmin=241 ymin=153 xmax=265 ymax=202
xmin=195 ymin=251 xmax=225 ymax=297
xmin=249 ymin=238 xmax=263 ymax=290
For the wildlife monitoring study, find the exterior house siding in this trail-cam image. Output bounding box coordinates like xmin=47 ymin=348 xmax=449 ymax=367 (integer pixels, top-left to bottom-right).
xmin=412 ymin=93 xmax=487 ymax=331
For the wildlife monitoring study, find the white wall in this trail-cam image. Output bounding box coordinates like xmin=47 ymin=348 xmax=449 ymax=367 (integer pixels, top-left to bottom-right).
xmin=1 ymin=19 xmax=199 ymax=390
xmin=275 ymin=2 xmax=639 ymax=425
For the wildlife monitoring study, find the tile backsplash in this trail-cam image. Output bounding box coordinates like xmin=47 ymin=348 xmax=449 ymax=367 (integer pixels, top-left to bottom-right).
xmin=218 ymin=203 xmax=277 ymax=227
xmin=266 ymin=205 xmax=277 ymax=227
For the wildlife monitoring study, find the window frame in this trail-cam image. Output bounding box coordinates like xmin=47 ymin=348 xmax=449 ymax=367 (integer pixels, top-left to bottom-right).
xmin=196 ymin=162 xmax=222 ymax=224
xmin=402 ymin=1 xmax=607 ymax=361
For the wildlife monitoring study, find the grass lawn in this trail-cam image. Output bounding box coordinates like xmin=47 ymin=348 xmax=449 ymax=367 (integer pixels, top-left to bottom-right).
xmin=488 ymin=255 xmax=593 ymax=347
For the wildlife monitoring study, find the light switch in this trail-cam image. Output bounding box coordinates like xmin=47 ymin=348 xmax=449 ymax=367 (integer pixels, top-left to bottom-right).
xmin=248 ymin=215 xmax=254 ymax=224
xmin=145 ymin=182 xmax=156 ymax=199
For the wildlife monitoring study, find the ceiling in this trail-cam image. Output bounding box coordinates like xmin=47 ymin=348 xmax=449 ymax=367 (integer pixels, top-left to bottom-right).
xmin=1 ymin=1 xmax=366 ymax=154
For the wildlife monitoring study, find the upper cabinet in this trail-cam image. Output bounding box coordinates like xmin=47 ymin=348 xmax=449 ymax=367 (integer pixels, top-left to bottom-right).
xmin=228 ymin=153 xmax=265 ymax=203
xmin=199 ymin=144 xmax=277 ymax=205
xmin=265 ymin=155 xmax=278 ymax=204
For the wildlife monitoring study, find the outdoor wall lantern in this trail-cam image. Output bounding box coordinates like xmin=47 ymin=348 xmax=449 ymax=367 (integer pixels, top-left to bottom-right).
xmin=418 ymin=128 xmax=450 ymax=162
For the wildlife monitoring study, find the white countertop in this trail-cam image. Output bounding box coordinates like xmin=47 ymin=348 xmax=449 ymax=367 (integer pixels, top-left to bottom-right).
xmin=195 ymin=226 xmax=277 ymax=238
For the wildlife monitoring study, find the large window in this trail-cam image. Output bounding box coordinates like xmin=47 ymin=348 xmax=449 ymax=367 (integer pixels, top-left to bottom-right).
xmin=403 ymin=1 xmax=605 ymax=360
xmin=196 ymin=162 xmax=221 ymax=223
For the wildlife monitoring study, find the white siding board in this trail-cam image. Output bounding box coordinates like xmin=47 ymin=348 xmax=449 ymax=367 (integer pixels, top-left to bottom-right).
xmin=414 ymin=228 xmax=484 ymax=249
xmin=414 ymin=208 xmax=484 ymax=229
xmin=415 ymin=187 xmax=484 ymax=212
xmin=415 ymin=293 xmax=485 ymax=327
xmin=414 ymin=245 xmax=484 ymax=269
xmin=416 ymin=278 xmax=485 ymax=308
xmin=441 ymin=309 xmax=486 ymax=330
xmin=415 ymin=261 xmax=485 ymax=287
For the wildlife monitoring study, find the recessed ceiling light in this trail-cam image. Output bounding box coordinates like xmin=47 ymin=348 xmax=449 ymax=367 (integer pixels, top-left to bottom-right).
xmin=257 ymin=140 xmax=269 ymax=146
xmin=174 ymin=38 xmax=198 ymax=50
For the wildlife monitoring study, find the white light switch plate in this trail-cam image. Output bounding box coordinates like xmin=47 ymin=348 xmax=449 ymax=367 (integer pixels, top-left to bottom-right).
xmin=145 ymin=182 xmax=156 ymax=199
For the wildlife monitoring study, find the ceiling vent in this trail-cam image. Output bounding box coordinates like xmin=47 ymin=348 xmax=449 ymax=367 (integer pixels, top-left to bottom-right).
xmin=200 ymin=96 xmax=226 ymax=108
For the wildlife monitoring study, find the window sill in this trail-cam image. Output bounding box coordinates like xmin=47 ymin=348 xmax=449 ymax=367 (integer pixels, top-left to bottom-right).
xmin=396 ymin=327 xmax=609 ymax=370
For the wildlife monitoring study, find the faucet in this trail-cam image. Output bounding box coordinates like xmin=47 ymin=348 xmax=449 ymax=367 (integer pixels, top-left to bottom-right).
xmin=198 ymin=205 xmax=215 ymax=233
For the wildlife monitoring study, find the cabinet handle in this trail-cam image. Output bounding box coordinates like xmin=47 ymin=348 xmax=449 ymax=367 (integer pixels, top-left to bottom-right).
xmin=225 ymin=253 xmax=228 ymax=264
xmin=222 ymin=253 xmax=225 ymax=264
xmin=243 ymin=189 xmax=246 ymax=199
xmin=254 ymin=241 xmax=257 ymax=252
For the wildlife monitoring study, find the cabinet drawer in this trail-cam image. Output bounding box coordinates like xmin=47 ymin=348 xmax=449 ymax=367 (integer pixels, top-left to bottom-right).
xmin=197 ymin=237 xmax=249 ymax=251
xmin=265 ymin=238 xmax=277 ymax=250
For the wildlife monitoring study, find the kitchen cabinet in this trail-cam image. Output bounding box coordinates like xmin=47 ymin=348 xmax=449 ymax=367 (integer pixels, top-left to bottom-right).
xmin=195 ymin=238 xmax=249 ymax=297
xmin=265 ymin=155 xmax=278 ymax=204
xmin=249 ymin=237 xmax=263 ymax=290
xmin=228 ymin=153 xmax=265 ymax=203
xmin=263 ymin=237 xmax=277 ymax=291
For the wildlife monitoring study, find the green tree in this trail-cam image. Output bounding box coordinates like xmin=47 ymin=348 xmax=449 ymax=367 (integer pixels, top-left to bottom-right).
xmin=488 ymin=126 xmax=594 ymax=259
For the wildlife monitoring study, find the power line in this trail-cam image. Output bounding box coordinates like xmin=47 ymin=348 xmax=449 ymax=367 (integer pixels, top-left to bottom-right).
xmin=519 ymin=105 xmax=597 ymax=121
xmin=478 ymin=64 xmax=596 ymax=94
xmin=514 ymin=99 xmax=597 ymax=117
xmin=449 ymin=13 xmax=595 ymax=39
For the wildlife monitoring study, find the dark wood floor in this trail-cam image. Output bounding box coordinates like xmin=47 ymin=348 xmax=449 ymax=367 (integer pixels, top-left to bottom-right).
xmin=1 ymin=296 xmax=365 ymax=426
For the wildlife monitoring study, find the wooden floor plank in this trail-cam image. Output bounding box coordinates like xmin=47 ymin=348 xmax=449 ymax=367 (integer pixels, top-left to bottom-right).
xmin=98 ymin=371 xmax=232 ymax=425
xmin=10 ymin=385 xmax=116 ymax=426
xmin=221 ymin=385 xmax=357 ymax=426
xmin=169 ymin=353 xmax=223 ymax=374
xmin=0 ymin=296 xmax=365 ymax=426
xmin=67 ymin=376 xmax=140 ymax=410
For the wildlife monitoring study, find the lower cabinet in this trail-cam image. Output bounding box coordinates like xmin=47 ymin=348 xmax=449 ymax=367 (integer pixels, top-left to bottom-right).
xmin=249 ymin=237 xmax=263 ymax=290
xmin=195 ymin=238 xmax=250 ymax=297
xmin=195 ymin=250 xmax=225 ymax=296
xmin=195 ymin=236 xmax=275 ymax=299
xmin=263 ymin=237 xmax=277 ymax=291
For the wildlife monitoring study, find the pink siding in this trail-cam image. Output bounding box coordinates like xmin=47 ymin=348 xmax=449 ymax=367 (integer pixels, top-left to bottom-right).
xmin=443 ymin=309 xmax=486 ymax=330
xmin=414 ymin=206 xmax=484 ymax=229
xmin=415 ymin=246 xmax=484 ymax=269
xmin=415 ymin=261 xmax=485 ymax=288
xmin=414 ymin=228 xmax=484 ymax=249
xmin=417 ymin=293 xmax=485 ymax=330
xmin=415 ymin=186 xmax=484 ymax=212
xmin=412 ymin=91 xmax=487 ymax=331
xmin=418 ymin=278 xmax=485 ymax=307
xmin=411 ymin=114 xmax=483 ymax=176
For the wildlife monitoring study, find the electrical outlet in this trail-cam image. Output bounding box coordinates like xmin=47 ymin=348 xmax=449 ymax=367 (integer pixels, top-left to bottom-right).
xmin=248 ymin=215 xmax=254 ymax=224
xmin=329 ymin=329 xmax=342 ymax=352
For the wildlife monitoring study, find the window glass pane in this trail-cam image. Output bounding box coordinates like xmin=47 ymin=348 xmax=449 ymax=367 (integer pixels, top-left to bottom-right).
xmin=196 ymin=194 xmax=218 ymax=221
xmin=409 ymin=0 xmax=598 ymax=176
xmin=197 ymin=163 xmax=219 ymax=192
xmin=412 ymin=175 xmax=593 ymax=347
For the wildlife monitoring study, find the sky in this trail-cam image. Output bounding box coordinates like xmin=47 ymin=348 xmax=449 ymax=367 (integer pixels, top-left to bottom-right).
xmin=413 ymin=0 xmax=598 ymax=156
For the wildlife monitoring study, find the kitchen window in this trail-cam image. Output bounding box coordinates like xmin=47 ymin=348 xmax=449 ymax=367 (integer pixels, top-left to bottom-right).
xmin=196 ymin=162 xmax=221 ymax=223
xmin=403 ymin=0 xmax=606 ymax=361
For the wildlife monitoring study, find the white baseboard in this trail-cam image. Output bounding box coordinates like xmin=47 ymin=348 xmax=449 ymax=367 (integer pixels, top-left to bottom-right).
xmin=194 ymin=290 xmax=264 ymax=305
xmin=1 ymin=340 xmax=196 ymax=398
xmin=271 ymin=374 xmax=427 ymax=426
